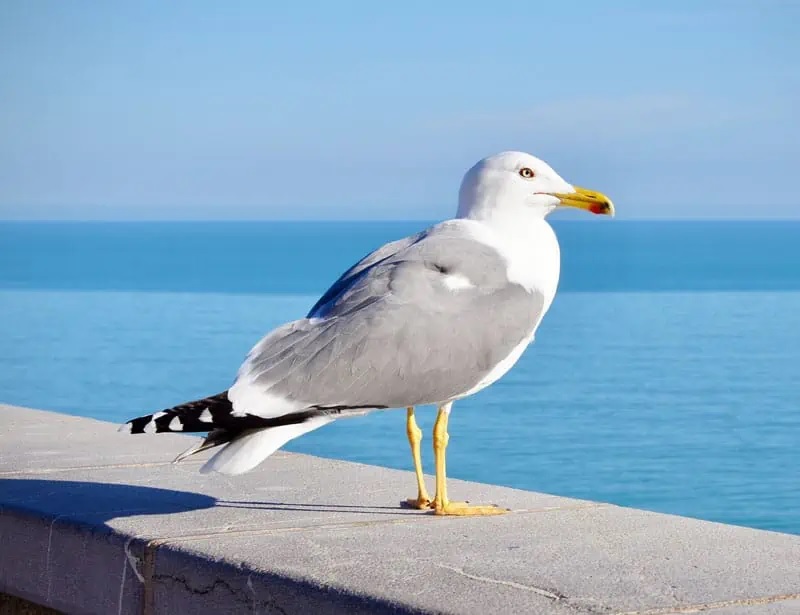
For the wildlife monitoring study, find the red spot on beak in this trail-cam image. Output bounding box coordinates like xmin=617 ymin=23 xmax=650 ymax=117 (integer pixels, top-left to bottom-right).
xmin=589 ymin=202 xmax=607 ymax=215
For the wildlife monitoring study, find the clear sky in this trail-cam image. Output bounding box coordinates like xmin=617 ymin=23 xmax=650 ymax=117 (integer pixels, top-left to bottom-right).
xmin=1 ymin=1 xmax=798 ymax=220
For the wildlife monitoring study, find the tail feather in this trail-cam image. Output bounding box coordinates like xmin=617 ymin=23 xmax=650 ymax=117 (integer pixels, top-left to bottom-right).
xmin=121 ymin=391 xmax=341 ymax=471
xmin=199 ymin=417 xmax=333 ymax=475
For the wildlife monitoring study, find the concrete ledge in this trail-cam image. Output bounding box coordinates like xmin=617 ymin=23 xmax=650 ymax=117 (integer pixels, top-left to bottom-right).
xmin=1 ymin=403 xmax=798 ymax=615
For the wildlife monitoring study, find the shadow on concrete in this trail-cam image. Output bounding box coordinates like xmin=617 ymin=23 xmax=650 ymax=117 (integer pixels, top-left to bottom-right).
xmin=0 ymin=479 xmax=217 ymax=525
xmin=0 ymin=479 xmax=420 ymax=520
xmin=217 ymin=499 xmax=423 ymax=515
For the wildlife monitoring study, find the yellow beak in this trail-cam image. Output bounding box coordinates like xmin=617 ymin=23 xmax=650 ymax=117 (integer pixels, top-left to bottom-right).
xmin=551 ymin=186 xmax=615 ymax=216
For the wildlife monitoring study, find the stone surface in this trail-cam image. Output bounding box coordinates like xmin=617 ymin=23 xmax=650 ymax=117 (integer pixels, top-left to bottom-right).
xmin=1 ymin=403 xmax=799 ymax=615
xmin=705 ymin=600 xmax=800 ymax=615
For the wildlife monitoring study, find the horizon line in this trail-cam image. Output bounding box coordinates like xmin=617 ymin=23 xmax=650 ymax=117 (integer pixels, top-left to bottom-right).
xmin=1 ymin=217 xmax=800 ymax=224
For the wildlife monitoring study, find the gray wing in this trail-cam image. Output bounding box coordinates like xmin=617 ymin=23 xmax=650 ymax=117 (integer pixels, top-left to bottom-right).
xmin=235 ymin=223 xmax=545 ymax=412
xmin=306 ymin=232 xmax=424 ymax=318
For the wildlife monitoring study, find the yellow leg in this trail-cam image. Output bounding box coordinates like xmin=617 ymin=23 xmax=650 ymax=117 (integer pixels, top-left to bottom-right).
xmin=431 ymin=403 xmax=506 ymax=516
xmin=403 ymin=407 xmax=432 ymax=509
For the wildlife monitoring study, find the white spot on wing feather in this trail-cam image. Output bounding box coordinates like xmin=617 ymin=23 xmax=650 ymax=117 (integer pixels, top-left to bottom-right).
xmin=143 ymin=411 xmax=166 ymax=433
xmin=168 ymin=416 xmax=182 ymax=431
xmin=442 ymin=273 xmax=474 ymax=290
xmin=199 ymin=409 xmax=212 ymax=422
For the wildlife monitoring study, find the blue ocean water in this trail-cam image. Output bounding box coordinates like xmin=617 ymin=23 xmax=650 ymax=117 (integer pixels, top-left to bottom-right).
xmin=1 ymin=221 xmax=798 ymax=534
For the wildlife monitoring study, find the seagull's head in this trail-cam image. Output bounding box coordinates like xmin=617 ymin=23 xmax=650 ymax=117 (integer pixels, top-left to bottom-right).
xmin=457 ymin=151 xmax=614 ymax=222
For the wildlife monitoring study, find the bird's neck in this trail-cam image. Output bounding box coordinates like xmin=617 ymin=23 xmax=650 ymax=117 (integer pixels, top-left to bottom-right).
xmin=458 ymin=206 xmax=561 ymax=303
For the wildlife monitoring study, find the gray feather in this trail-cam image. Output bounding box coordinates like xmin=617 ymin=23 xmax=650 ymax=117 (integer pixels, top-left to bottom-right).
xmin=239 ymin=221 xmax=545 ymax=410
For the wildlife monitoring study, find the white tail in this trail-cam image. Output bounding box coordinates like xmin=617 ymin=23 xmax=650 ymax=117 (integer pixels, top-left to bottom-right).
xmin=199 ymin=417 xmax=333 ymax=475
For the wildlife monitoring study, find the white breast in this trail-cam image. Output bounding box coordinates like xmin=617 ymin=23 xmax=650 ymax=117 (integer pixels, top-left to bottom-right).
xmin=454 ymin=216 xmax=561 ymax=400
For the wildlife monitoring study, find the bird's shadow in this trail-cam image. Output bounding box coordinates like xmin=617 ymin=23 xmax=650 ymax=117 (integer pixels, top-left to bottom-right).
xmin=0 ymin=478 xmax=217 ymax=526
xmin=216 ymin=499 xmax=423 ymax=515
xmin=0 ymin=479 xmax=422 ymax=525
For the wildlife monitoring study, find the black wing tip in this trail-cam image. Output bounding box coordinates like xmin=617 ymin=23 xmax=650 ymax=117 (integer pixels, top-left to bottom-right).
xmin=120 ymin=392 xmax=376 ymax=438
xmin=121 ymin=412 xmax=168 ymax=434
xmin=121 ymin=391 xmax=232 ymax=435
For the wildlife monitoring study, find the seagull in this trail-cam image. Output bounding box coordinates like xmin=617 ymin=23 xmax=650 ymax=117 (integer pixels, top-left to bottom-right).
xmin=123 ymin=151 xmax=614 ymax=516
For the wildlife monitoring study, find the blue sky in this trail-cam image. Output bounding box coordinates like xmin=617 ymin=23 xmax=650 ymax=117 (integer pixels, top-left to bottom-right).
xmin=1 ymin=1 xmax=798 ymax=220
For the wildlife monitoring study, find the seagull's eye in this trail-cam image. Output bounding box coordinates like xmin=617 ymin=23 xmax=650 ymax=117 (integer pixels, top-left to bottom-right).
xmin=519 ymin=167 xmax=535 ymax=179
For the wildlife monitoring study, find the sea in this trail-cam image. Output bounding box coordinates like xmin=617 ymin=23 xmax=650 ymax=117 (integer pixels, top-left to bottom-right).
xmin=1 ymin=220 xmax=798 ymax=535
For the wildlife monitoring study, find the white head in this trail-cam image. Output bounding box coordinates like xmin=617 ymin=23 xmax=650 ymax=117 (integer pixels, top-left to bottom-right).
xmin=457 ymin=151 xmax=614 ymax=224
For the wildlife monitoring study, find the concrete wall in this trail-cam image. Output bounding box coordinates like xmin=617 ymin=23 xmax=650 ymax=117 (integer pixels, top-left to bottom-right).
xmin=1 ymin=404 xmax=798 ymax=614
